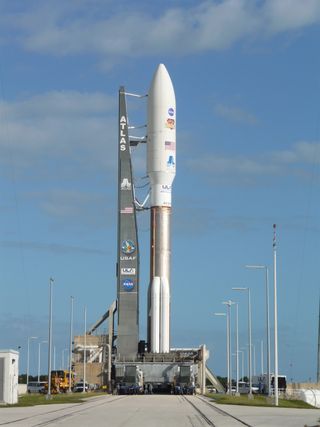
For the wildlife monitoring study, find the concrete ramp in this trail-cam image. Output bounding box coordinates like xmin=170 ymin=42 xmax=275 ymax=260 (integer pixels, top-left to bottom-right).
xmin=206 ymin=366 xmax=225 ymax=393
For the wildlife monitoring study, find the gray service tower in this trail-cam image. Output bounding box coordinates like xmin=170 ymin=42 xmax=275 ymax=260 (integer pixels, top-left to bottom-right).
xmin=116 ymin=87 xmax=139 ymax=359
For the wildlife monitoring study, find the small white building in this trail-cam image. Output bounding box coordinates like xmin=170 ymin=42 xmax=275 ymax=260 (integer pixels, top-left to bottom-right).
xmin=0 ymin=350 xmax=19 ymax=404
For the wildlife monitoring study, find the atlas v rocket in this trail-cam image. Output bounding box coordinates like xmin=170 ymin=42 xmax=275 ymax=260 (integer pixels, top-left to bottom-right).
xmin=117 ymin=64 xmax=175 ymax=357
xmin=147 ymin=64 xmax=176 ymax=353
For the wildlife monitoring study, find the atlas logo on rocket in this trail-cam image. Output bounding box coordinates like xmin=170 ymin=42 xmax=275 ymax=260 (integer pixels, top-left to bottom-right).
xmin=167 ymin=155 xmax=175 ymax=168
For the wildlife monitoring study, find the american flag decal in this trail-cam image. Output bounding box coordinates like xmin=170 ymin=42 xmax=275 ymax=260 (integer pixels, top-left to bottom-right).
xmin=165 ymin=141 xmax=175 ymax=150
xmin=121 ymin=206 xmax=134 ymax=214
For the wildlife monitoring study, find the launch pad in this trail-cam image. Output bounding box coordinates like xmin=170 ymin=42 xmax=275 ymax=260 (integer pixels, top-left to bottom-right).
xmin=73 ymin=65 xmax=224 ymax=395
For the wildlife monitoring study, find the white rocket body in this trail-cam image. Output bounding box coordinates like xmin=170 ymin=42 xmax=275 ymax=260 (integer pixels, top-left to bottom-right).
xmin=147 ymin=64 xmax=176 ymax=353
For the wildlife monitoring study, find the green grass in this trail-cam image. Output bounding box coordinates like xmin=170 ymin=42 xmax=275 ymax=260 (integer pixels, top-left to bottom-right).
xmin=207 ymin=393 xmax=314 ymax=409
xmin=2 ymin=392 xmax=106 ymax=408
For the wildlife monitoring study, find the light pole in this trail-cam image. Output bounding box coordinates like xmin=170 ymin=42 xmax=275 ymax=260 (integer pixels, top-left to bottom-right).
xmin=260 ymin=340 xmax=264 ymax=375
xmin=62 ymin=348 xmax=68 ymax=370
xmin=214 ymin=312 xmax=228 ymax=392
xmin=233 ymin=302 xmax=240 ymax=394
xmin=38 ymin=341 xmax=48 ymax=382
xmin=106 ymin=344 xmax=112 ymax=393
xmin=53 ymin=346 xmax=56 ymax=371
xmin=69 ymin=296 xmax=74 ymax=392
xmin=233 ymin=287 xmax=252 ymax=397
xmin=83 ymin=306 xmax=87 ymax=393
xmin=222 ymin=300 xmax=235 ymax=394
xmin=238 ymin=350 xmax=244 ymax=380
xmin=246 ymin=264 xmax=271 ymax=395
xmin=47 ymin=277 xmax=54 ymax=400
xmin=241 ymin=347 xmax=248 ymax=379
xmin=273 ymin=224 xmax=279 ymax=406
xmin=27 ymin=336 xmax=37 ymax=386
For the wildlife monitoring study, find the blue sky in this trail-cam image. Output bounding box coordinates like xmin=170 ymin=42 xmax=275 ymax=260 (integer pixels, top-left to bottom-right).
xmin=0 ymin=0 xmax=320 ymax=382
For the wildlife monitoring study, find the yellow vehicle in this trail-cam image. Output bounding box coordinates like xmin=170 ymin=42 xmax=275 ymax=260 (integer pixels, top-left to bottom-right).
xmin=50 ymin=370 xmax=75 ymax=393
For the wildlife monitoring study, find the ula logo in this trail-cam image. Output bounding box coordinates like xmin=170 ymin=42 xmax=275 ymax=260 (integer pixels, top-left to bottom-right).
xmin=121 ymin=268 xmax=136 ymax=275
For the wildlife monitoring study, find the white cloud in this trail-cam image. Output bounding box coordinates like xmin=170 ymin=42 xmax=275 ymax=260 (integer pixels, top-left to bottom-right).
xmin=1 ymin=0 xmax=320 ymax=61
xmin=188 ymin=141 xmax=320 ymax=181
xmin=0 ymin=240 xmax=108 ymax=255
xmin=189 ymin=153 xmax=277 ymax=176
xmin=0 ymin=91 xmax=117 ymax=175
xmin=272 ymin=141 xmax=320 ymax=165
xmin=214 ymin=104 xmax=259 ymax=125
xmin=264 ymin=0 xmax=320 ymax=33
xmin=28 ymin=189 xmax=115 ymax=229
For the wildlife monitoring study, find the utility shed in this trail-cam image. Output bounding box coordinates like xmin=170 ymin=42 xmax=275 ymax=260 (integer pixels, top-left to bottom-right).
xmin=0 ymin=350 xmax=19 ymax=404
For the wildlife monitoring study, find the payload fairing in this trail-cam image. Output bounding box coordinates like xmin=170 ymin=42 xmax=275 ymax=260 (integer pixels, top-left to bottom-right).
xmin=147 ymin=64 xmax=176 ymax=353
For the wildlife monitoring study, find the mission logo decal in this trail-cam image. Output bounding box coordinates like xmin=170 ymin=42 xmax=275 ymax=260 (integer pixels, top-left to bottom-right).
xmin=121 ymin=240 xmax=136 ymax=254
xmin=122 ymin=279 xmax=134 ymax=291
xmin=165 ymin=118 xmax=175 ymax=129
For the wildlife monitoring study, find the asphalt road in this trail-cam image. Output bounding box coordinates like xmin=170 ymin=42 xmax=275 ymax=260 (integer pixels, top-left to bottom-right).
xmin=0 ymin=395 xmax=319 ymax=427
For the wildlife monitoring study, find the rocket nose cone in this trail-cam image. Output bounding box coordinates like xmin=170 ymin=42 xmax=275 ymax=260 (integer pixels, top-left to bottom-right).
xmin=152 ymin=63 xmax=170 ymax=81
xmin=149 ymin=63 xmax=174 ymax=97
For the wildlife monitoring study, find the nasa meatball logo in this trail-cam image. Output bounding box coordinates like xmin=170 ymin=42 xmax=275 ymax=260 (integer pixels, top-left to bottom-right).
xmin=121 ymin=240 xmax=136 ymax=254
xmin=122 ymin=279 xmax=134 ymax=291
xmin=168 ymin=108 xmax=174 ymax=117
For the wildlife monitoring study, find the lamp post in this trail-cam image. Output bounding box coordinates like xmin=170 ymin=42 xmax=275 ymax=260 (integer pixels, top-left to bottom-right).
xmin=233 ymin=287 xmax=252 ymax=397
xmin=27 ymin=336 xmax=37 ymax=386
xmin=47 ymin=277 xmax=54 ymax=400
xmin=214 ymin=312 xmax=228 ymax=392
xmin=83 ymin=306 xmax=87 ymax=393
xmin=260 ymin=340 xmax=264 ymax=375
xmin=38 ymin=341 xmax=48 ymax=382
xmin=241 ymin=347 xmax=248 ymax=379
xmin=273 ymin=224 xmax=279 ymax=406
xmin=62 ymin=348 xmax=68 ymax=370
xmin=246 ymin=264 xmax=271 ymax=395
xmin=53 ymin=346 xmax=56 ymax=371
xmin=106 ymin=343 xmax=112 ymax=393
xmin=69 ymin=296 xmax=74 ymax=392
xmin=222 ymin=300 xmax=235 ymax=394
xmin=232 ymin=302 xmax=240 ymax=394
xmin=238 ymin=350 xmax=244 ymax=380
